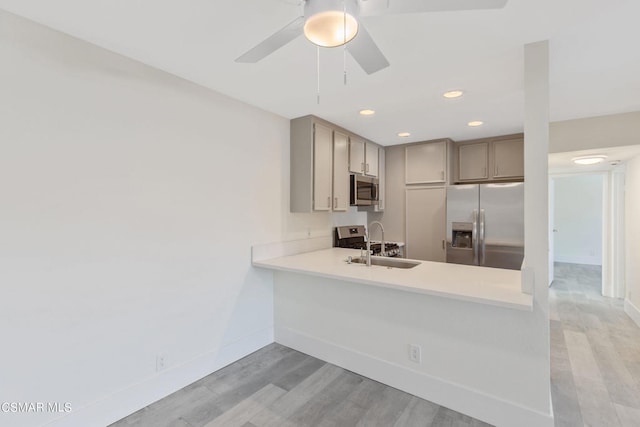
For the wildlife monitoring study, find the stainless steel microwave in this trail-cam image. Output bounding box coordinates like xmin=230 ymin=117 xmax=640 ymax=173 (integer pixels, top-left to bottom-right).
xmin=350 ymin=175 xmax=379 ymax=206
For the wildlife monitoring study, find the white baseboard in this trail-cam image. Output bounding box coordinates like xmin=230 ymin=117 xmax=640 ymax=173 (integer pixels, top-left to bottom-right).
xmin=554 ymin=255 xmax=601 ymax=266
xmin=276 ymin=326 xmax=553 ymax=427
xmin=625 ymin=299 xmax=640 ymax=328
xmin=43 ymin=327 xmax=274 ymax=427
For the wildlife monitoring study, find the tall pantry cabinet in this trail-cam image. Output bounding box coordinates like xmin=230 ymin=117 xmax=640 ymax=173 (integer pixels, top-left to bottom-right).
xmin=406 ymin=187 xmax=446 ymax=261
xmin=403 ymin=139 xmax=451 ymax=262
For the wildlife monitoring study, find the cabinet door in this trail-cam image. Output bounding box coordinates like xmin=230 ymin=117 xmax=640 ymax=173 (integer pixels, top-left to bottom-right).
xmin=349 ymin=137 xmax=366 ymax=174
xmin=458 ymin=142 xmax=489 ymax=181
xmin=313 ymin=123 xmax=333 ymax=211
xmin=365 ymin=141 xmax=379 ymax=177
xmin=375 ymin=147 xmax=385 ymax=212
xmin=405 ymin=141 xmax=446 ymax=184
xmin=492 ymin=138 xmax=524 ymax=179
xmin=405 ymin=187 xmax=446 ymax=261
xmin=333 ymin=131 xmax=349 ymax=211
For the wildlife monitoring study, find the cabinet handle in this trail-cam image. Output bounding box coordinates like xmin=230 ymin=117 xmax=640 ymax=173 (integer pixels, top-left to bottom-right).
xmin=442 ymin=240 xmax=445 ymax=250
xmin=366 ymin=163 xmax=369 ymax=173
xmin=334 ymin=197 xmax=338 ymax=209
xmin=327 ymin=196 xmax=331 ymax=208
xmin=496 ymin=165 xmax=499 ymax=176
xmin=441 ymin=170 xmax=445 ymax=181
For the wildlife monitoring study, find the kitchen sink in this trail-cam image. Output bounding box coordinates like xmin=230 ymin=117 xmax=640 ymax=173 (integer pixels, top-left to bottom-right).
xmin=348 ymin=256 xmax=421 ymax=269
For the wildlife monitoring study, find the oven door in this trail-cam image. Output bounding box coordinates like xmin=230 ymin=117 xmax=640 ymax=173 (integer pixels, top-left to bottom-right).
xmin=350 ymin=175 xmax=379 ymax=206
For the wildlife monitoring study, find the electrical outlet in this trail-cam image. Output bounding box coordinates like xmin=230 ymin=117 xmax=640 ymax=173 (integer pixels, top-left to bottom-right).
xmin=409 ymin=344 xmax=422 ymax=363
xmin=156 ymin=354 xmax=167 ymax=372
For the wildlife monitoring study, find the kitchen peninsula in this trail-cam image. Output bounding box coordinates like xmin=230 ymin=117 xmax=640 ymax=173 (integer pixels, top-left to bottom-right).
xmin=254 ymin=247 xmax=531 ymax=310
xmin=252 ymin=239 xmax=550 ymax=427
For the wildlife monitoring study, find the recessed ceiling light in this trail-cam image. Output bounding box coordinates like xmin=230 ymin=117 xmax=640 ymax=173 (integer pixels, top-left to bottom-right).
xmin=443 ymin=90 xmax=464 ymax=99
xmin=467 ymin=120 xmax=484 ymax=127
xmin=397 ymin=132 xmax=411 ymax=137
xmin=359 ymin=109 xmax=375 ymax=116
xmin=572 ymin=155 xmax=607 ymax=165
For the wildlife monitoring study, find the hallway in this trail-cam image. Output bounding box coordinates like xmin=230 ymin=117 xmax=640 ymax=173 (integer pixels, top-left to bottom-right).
xmin=550 ymin=263 xmax=640 ymax=426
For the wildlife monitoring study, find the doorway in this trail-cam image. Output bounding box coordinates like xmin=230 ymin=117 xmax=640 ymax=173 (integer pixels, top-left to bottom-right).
xmin=549 ymin=171 xmax=625 ymax=298
xmin=548 ymin=169 xmax=638 ymax=427
xmin=554 ymin=174 xmax=604 ymax=265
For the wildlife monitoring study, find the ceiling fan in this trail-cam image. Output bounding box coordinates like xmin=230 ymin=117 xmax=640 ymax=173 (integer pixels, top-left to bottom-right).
xmin=236 ymin=0 xmax=508 ymax=74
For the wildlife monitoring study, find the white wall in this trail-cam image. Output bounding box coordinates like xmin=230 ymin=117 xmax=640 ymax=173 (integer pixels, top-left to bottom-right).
xmin=275 ymin=272 xmax=552 ymax=427
xmin=0 ymin=10 xmax=338 ymax=427
xmin=625 ymin=155 xmax=640 ymax=325
xmin=553 ymin=175 xmax=603 ymax=265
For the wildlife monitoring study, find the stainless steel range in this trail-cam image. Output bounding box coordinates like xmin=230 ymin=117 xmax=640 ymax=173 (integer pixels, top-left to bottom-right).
xmin=334 ymin=225 xmax=401 ymax=257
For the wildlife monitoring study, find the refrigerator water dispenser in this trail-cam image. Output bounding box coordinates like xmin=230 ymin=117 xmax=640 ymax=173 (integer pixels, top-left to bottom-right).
xmin=451 ymin=222 xmax=473 ymax=249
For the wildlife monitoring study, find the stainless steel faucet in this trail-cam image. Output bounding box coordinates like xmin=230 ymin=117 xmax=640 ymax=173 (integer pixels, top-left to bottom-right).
xmin=366 ymin=221 xmax=385 ymax=266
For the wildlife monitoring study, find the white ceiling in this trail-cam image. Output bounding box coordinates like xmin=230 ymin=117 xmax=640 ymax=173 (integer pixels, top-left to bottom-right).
xmin=1 ymin=0 xmax=639 ymax=146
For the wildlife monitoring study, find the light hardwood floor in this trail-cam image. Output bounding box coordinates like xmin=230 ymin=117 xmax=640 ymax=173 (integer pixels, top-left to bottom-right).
xmin=550 ymin=262 xmax=640 ymax=427
xmin=112 ymin=262 xmax=640 ymax=427
xmin=110 ymin=343 xmax=491 ymax=427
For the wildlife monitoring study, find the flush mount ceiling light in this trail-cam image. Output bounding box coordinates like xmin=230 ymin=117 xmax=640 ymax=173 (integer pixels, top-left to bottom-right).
xmin=443 ymin=90 xmax=464 ymax=99
xmin=303 ymin=0 xmax=359 ymax=47
xmin=467 ymin=120 xmax=484 ymax=127
xmin=397 ymin=132 xmax=411 ymax=137
xmin=572 ymin=155 xmax=608 ymax=165
xmin=359 ymin=109 xmax=375 ymax=116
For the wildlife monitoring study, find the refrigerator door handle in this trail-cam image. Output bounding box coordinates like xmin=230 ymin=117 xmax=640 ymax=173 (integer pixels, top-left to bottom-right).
xmin=479 ymin=209 xmax=486 ymax=266
xmin=472 ymin=209 xmax=479 ymax=265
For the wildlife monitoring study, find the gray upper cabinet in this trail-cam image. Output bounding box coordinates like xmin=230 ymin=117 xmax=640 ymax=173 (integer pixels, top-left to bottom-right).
xmin=349 ymin=137 xmax=365 ymax=175
xmin=453 ymin=134 xmax=524 ymax=183
xmin=374 ymin=146 xmax=385 ymax=212
xmin=291 ymin=116 xmax=337 ymax=213
xmin=492 ymin=137 xmax=524 ymax=179
xmin=365 ymin=141 xmax=379 ymax=177
xmin=405 ymin=140 xmax=447 ymax=184
xmin=458 ymin=142 xmax=489 ymax=181
xmin=313 ymin=123 xmax=333 ymax=211
xmin=350 ymin=137 xmax=379 ymax=177
xmin=290 ymin=115 xmax=376 ymax=213
xmin=333 ymin=131 xmax=350 ymax=211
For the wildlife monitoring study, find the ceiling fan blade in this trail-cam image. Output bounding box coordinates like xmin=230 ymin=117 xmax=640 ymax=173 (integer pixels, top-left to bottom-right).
xmin=347 ymin=24 xmax=390 ymax=74
xmin=360 ymin=0 xmax=508 ymax=16
xmin=236 ymin=16 xmax=305 ymax=63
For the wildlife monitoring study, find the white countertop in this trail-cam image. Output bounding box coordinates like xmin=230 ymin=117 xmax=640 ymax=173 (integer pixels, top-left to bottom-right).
xmin=253 ymin=248 xmax=532 ymax=311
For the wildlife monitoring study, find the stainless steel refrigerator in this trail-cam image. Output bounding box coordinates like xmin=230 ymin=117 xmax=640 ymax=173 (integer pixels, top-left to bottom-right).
xmin=446 ymin=183 xmax=524 ymax=270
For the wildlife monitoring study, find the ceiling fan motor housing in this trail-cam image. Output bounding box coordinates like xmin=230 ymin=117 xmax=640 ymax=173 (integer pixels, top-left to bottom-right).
xmin=303 ymin=0 xmax=360 ymax=47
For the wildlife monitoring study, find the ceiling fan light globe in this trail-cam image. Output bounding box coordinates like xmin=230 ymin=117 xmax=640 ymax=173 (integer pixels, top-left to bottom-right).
xmin=303 ymin=11 xmax=359 ymax=47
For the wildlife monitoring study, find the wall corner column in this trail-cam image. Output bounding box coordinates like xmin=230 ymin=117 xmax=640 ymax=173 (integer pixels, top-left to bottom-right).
xmin=524 ymin=40 xmax=553 ymax=422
